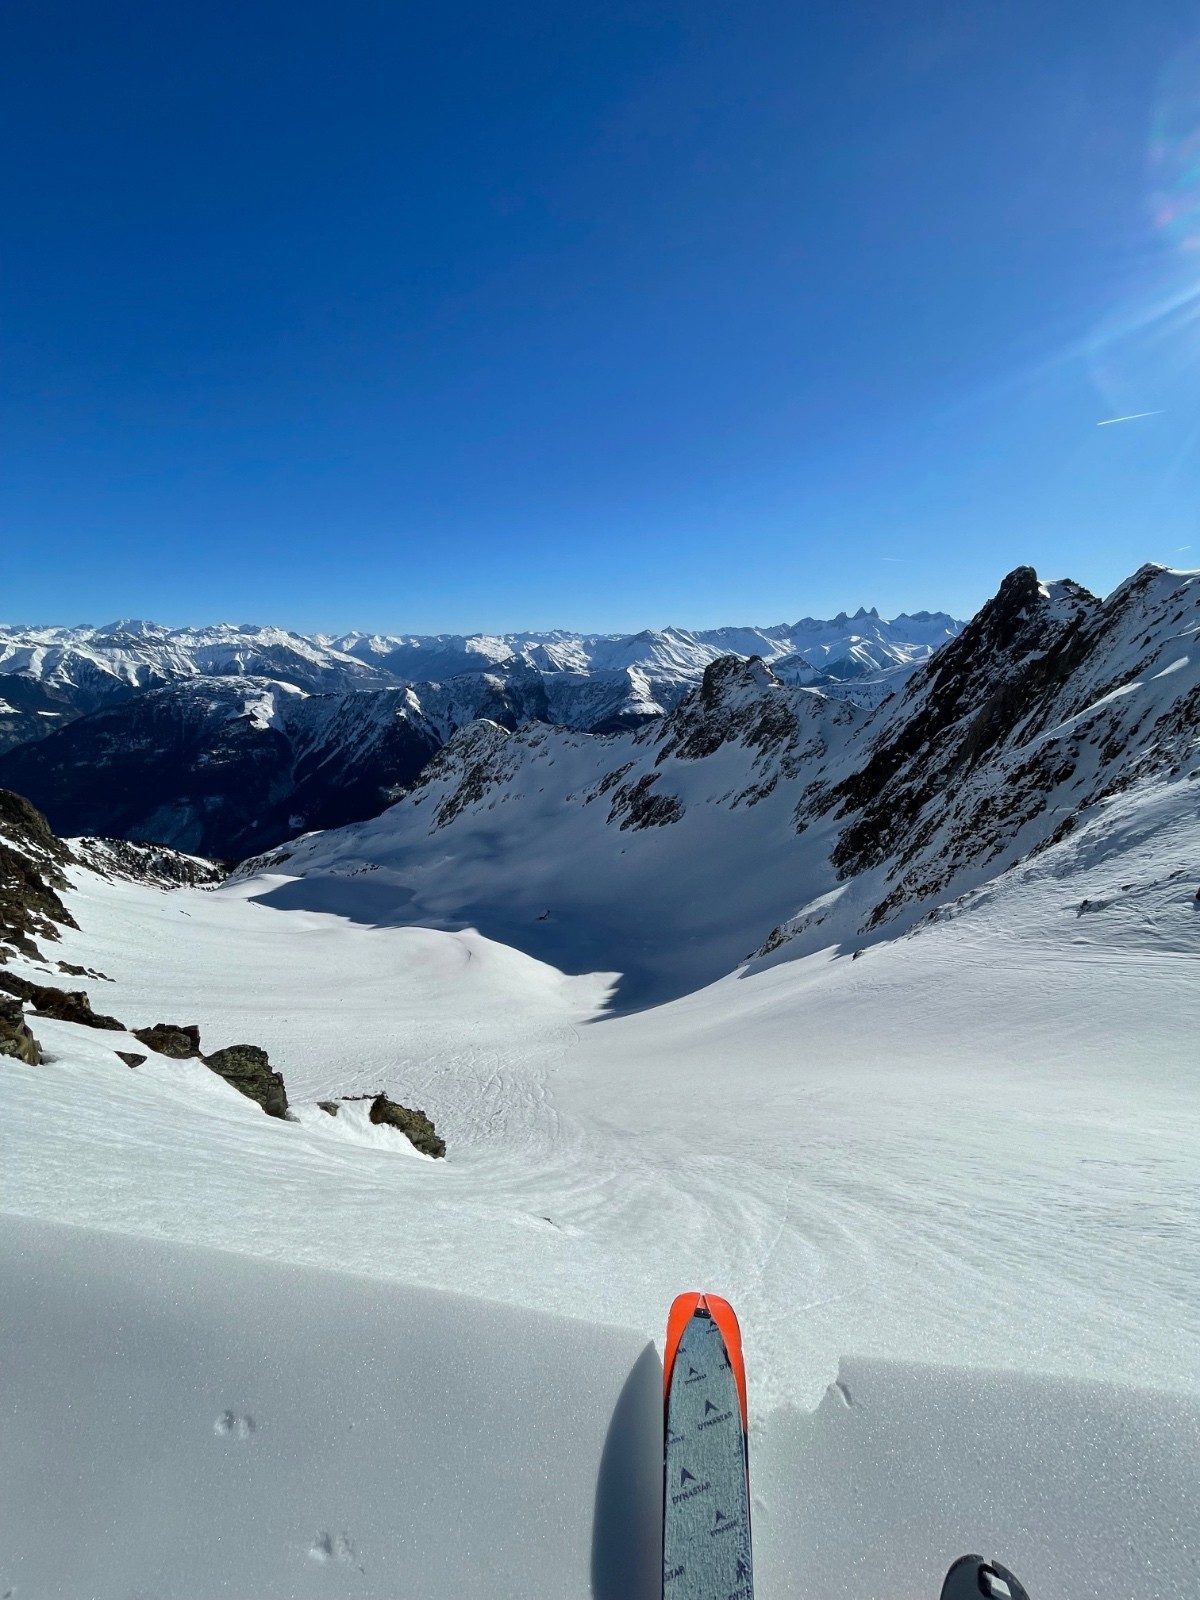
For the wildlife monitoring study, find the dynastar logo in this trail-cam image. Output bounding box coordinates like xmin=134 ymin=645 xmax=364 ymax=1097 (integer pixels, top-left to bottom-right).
xmin=683 ymin=1365 xmax=707 ymax=1384
xmin=698 ymin=1397 xmax=734 ymax=1430
xmin=709 ymin=1507 xmax=739 ymax=1537
xmin=670 ymin=1465 xmax=713 ymax=1506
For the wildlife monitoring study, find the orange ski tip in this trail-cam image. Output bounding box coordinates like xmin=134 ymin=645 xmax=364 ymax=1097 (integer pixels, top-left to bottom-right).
xmin=663 ymin=1292 xmax=702 ymax=1404
xmin=701 ymin=1294 xmax=748 ymax=1430
xmin=662 ymin=1291 xmax=749 ymax=1430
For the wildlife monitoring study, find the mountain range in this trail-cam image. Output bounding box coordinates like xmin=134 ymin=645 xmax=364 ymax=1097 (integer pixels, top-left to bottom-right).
xmin=0 ymin=607 xmax=960 ymax=856
xmin=233 ymin=561 xmax=1200 ymax=1008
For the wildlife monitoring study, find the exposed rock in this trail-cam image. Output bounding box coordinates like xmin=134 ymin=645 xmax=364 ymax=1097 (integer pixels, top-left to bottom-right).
xmin=133 ymin=1023 xmax=202 ymax=1058
xmin=368 ymin=1092 xmax=446 ymax=1158
xmin=0 ymin=996 xmax=41 ymax=1063
xmin=317 ymin=1100 xmax=340 ymax=1116
xmin=607 ymin=771 xmax=684 ymax=831
xmin=117 ymin=1050 xmax=147 ymax=1068
xmin=33 ymin=986 xmax=124 ymax=1030
xmin=57 ymin=961 xmax=113 ymax=980
xmin=0 ymin=971 xmax=124 ymax=1030
xmin=797 ymin=562 xmax=1200 ymax=935
xmin=0 ymin=788 xmax=78 ymax=960
xmin=73 ymin=836 xmax=230 ymax=887
xmin=203 ymin=1043 xmax=290 ymax=1119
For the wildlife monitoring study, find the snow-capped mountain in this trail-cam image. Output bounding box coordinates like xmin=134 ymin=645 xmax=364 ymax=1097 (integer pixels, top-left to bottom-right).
xmin=0 ymin=604 xmax=962 ymax=856
xmin=0 ymin=608 xmax=961 ymax=757
xmin=239 ymin=563 xmax=1200 ymax=1008
xmin=332 ymin=609 xmax=958 ymax=695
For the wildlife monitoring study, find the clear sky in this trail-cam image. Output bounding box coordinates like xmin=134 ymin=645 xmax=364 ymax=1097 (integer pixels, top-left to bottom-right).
xmin=4 ymin=0 xmax=1200 ymax=634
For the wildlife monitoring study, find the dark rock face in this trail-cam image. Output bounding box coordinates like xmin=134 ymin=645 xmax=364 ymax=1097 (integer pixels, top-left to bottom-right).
xmin=317 ymin=1099 xmax=339 ymax=1116
xmin=822 ymin=568 xmax=1099 ymax=880
xmin=0 ymin=673 xmax=83 ymax=757
xmin=0 ymin=971 xmax=123 ymax=1030
xmin=0 ymin=789 xmax=78 ymax=960
xmin=368 ymin=1092 xmax=446 ymax=1158
xmin=796 ymin=562 xmax=1200 ymax=933
xmin=0 ymin=680 xmax=442 ymax=860
xmin=34 ymin=987 xmax=124 ymax=1030
xmin=203 ymin=1043 xmax=290 ymax=1119
xmin=134 ymin=1023 xmax=202 ymax=1058
xmin=117 ymin=1050 xmax=147 ymax=1068
xmin=607 ymin=772 xmax=684 ymax=830
xmin=73 ymin=837 xmax=229 ymax=887
xmin=0 ymin=996 xmax=41 ymax=1063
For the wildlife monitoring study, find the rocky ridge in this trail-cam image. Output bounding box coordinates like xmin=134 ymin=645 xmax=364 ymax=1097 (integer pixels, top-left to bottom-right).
xmin=246 ymin=563 xmax=1199 ymax=1002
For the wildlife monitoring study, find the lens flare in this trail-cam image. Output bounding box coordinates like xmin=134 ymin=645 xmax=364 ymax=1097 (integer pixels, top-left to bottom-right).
xmin=1149 ymin=36 xmax=1200 ymax=253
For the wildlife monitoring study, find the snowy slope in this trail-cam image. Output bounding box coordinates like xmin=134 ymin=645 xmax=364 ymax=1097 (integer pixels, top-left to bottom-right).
xmin=233 ymin=658 xmax=867 ymax=1008
xmin=1 ymin=763 xmax=1198 ymax=1596
xmin=1 ymin=564 xmax=1197 ymax=1598
xmin=231 ymin=564 xmax=1200 ymax=1007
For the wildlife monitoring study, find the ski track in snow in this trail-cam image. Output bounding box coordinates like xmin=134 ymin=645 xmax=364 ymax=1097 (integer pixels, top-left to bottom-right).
xmin=4 ymin=777 xmax=1199 ymax=1427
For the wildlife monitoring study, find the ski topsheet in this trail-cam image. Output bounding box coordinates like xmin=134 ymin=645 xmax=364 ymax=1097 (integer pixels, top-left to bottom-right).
xmin=662 ymin=1293 xmax=754 ymax=1600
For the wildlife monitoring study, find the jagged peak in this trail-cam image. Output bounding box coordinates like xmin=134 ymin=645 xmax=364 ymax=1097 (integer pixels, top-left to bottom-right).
xmin=697 ymin=654 xmax=783 ymax=709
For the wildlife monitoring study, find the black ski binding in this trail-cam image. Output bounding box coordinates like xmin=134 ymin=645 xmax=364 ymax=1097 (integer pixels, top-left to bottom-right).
xmin=941 ymin=1554 xmax=1031 ymax=1600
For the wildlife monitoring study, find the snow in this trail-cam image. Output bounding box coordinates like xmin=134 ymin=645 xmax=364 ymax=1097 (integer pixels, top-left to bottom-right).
xmin=2 ymin=756 xmax=1198 ymax=1593
xmin=0 ymin=607 xmax=963 ymax=726
xmin=3 ymin=570 xmax=1199 ymax=1596
xmin=0 ymin=1216 xmax=661 ymax=1600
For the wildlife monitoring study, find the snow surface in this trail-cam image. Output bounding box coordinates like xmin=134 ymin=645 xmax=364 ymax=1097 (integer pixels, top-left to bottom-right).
xmin=2 ymin=753 xmax=1199 ymax=1594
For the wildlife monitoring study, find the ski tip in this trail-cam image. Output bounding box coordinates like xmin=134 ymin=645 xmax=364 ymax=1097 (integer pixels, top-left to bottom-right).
xmin=663 ymin=1292 xmax=749 ymax=1429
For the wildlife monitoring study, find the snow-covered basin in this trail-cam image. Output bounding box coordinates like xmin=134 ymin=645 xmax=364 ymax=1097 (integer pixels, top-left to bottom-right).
xmin=2 ymin=1218 xmax=1197 ymax=1600
xmin=2 ymin=775 xmax=1199 ymax=1594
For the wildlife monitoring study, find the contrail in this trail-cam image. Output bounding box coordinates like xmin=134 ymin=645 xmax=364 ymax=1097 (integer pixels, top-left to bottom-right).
xmin=1095 ymin=409 xmax=1164 ymax=426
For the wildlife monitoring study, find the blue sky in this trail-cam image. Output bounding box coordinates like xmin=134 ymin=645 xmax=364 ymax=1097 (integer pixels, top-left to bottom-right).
xmin=4 ymin=0 xmax=1200 ymax=633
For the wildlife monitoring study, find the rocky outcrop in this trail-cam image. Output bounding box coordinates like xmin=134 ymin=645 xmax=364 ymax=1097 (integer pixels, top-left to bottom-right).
xmin=800 ymin=562 xmax=1200 ymax=933
xmin=324 ymin=1092 xmax=445 ymax=1155
xmin=607 ymin=772 xmax=684 ymax=830
xmin=367 ymin=1092 xmax=445 ymax=1157
xmin=0 ymin=789 xmax=78 ymax=960
xmin=116 ymin=1050 xmax=146 ymax=1068
xmin=134 ymin=1023 xmax=202 ymax=1058
xmin=73 ymin=837 xmax=229 ymax=887
xmin=0 ymin=971 xmax=123 ymax=1030
xmin=0 ymin=996 xmax=41 ymax=1063
xmin=203 ymin=1044 xmax=290 ymax=1119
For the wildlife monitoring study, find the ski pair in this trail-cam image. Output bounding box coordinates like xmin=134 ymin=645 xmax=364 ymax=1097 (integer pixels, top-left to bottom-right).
xmin=660 ymin=1292 xmax=1032 ymax=1600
